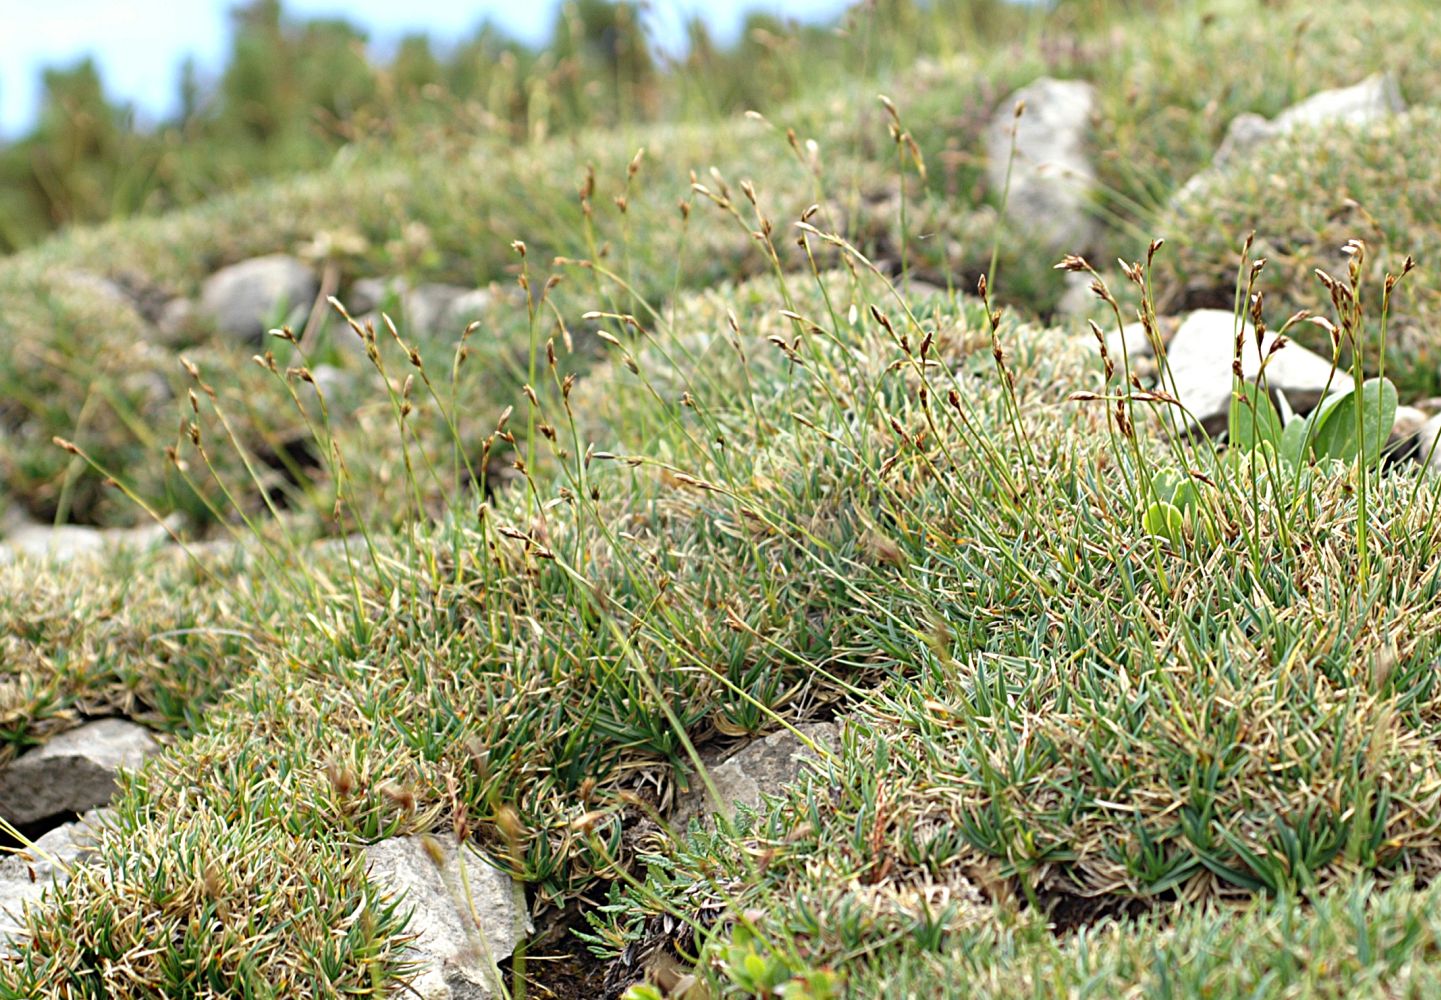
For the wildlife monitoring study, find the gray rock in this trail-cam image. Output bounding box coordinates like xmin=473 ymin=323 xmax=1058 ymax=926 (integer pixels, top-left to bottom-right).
xmin=200 ymin=254 xmax=317 ymax=344
xmin=1210 ymin=112 xmax=1276 ymax=170
xmin=1075 ymin=321 xmax=1159 ymax=380
xmin=308 ymin=364 xmax=353 ymax=399
xmin=1161 ymin=309 xmax=1339 ymax=436
xmin=405 ymin=284 xmax=471 ymax=334
xmin=985 ymin=78 xmax=1099 ymax=255
xmin=1108 ymin=321 xmax=1156 ymax=363
xmin=440 ymin=288 xmax=497 ymax=333
xmin=1389 ymin=405 xmax=1430 ymax=449
xmin=155 ymin=297 xmax=196 ymax=346
xmin=342 ymin=280 xmax=490 ymax=344
xmin=121 ymin=368 xmax=174 ymax=408
xmin=1416 ymin=414 xmax=1441 ymax=472
xmin=1273 ymin=71 xmax=1404 ymax=132
xmin=0 ymin=720 xmax=159 ymax=825
xmin=0 ymin=809 xmax=115 ymax=952
xmin=672 ymin=722 xmax=839 ymax=831
xmin=1182 ymin=73 xmax=1404 ymax=201
xmin=0 ymin=508 xmax=177 ymax=566
xmin=1216 ymin=73 xmax=1404 ymax=167
xmin=54 ymin=270 xmax=132 ymax=309
xmin=1055 ymin=271 xmax=1097 ymax=317
xmin=364 ymin=834 xmax=530 ymax=999
xmin=345 ymin=277 xmax=400 ymax=317
xmin=902 ymin=280 xmax=948 ymax=301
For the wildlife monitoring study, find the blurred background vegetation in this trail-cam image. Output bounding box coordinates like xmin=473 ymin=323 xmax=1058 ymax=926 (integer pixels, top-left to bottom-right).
xmin=0 ymin=0 xmax=1039 ymax=254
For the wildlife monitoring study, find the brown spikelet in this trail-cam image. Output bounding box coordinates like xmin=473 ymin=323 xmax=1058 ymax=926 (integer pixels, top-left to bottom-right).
xmin=862 ymin=527 xmax=906 ymax=568
xmin=1115 ymin=399 xmax=1134 ymax=439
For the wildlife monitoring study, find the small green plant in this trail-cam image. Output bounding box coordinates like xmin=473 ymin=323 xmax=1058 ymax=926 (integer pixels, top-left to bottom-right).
xmin=715 ymin=924 xmax=840 ymax=1000
xmin=1139 ymin=465 xmax=1209 ymax=549
xmin=1143 ymin=373 xmax=1400 ymax=550
xmin=1273 ymin=377 xmax=1397 ymax=472
xmin=1137 ymin=239 xmax=1409 ymax=566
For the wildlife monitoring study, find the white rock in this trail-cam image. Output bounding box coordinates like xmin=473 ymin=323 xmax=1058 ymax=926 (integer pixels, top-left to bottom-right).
xmin=985 ymin=78 xmax=1099 ymax=255
xmin=1109 ymin=322 xmax=1156 ymax=362
xmin=1182 ymin=73 xmax=1404 ymax=200
xmin=0 ymin=721 xmax=159 ymax=825
xmin=1210 ymin=112 xmax=1276 ymax=170
xmin=345 ymin=277 xmax=402 ymax=317
xmin=156 ymin=297 xmax=196 ymax=345
xmin=1389 ymin=405 xmax=1429 ymax=448
xmin=1055 ymin=271 xmax=1098 ymax=317
xmin=200 ymin=254 xmax=317 ymax=344
xmin=404 ymin=284 xmax=471 ymax=334
xmin=344 ymin=280 xmax=490 ymax=342
xmin=365 ymin=834 xmax=530 ymax=999
xmin=54 ymin=270 xmax=132 ymax=308
xmin=672 ymin=722 xmax=839 ymax=830
xmin=440 ymin=289 xmax=496 ymax=333
xmin=308 ymin=364 xmax=353 ymax=399
xmin=1416 ymin=414 xmax=1441 ymax=472
xmin=1273 ymin=71 xmax=1404 ymax=132
xmin=1161 ymin=309 xmax=1339 ymax=435
xmin=0 ymin=508 xmax=177 ymax=565
xmin=0 ymin=809 xmax=114 ymax=952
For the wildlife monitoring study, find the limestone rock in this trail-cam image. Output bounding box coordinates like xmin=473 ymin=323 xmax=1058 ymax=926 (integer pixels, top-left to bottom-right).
xmin=0 ymin=508 xmax=177 ymax=566
xmin=403 ymin=284 xmax=472 ymax=334
xmin=339 ymin=281 xmax=497 ymax=361
xmin=1217 ymin=72 xmax=1404 ymax=167
xmin=0 ymin=720 xmax=159 ymax=825
xmin=440 ymin=288 xmax=496 ymax=333
xmin=364 ymin=834 xmax=530 ymax=999
xmin=1416 ymin=414 xmax=1441 ymax=472
xmin=0 ymin=809 xmax=114 ymax=952
xmin=1162 ymin=309 xmax=1338 ymax=436
xmin=345 ymin=276 xmax=400 ymax=317
xmin=1056 ymin=270 xmax=1097 ymax=317
xmin=155 ymin=297 xmax=197 ymax=346
xmin=1210 ymin=112 xmax=1275 ymax=170
xmin=308 ymin=364 xmax=353 ymax=399
xmin=1182 ymin=73 xmax=1404 ymax=200
xmin=200 ymin=254 xmax=317 ymax=344
xmin=672 ymin=722 xmax=839 ymax=831
xmin=1389 ymin=405 xmax=1430 ymax=451
xmin=1273 ymin=71 xmax=1403 ymax=130
xmin=1109 ymin=321 xmax=1156 ymax=363
xmin=985 ymin=78 xmax=1099 ymax=255
xmin=54 ymin=270 xmax=132 ymax=309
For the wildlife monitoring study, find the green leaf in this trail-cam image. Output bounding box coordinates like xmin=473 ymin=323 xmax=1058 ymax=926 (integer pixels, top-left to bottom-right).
xmin=1172 ymin=479 xmax=1201 ymax=514
xmin=1300 ymin=387 xmax=1352 ymax=461
xmin=1309 ymin=378 xmax=1397 ymax=466
xmin=1280 ymin=409 xmax=1312 ymax=469
xmin=1142 ymin=501 xmax=1185 ymax=546
xmin=1358 ymin=377 xmax=1399 ymax=468
xmin=1228 ymin=378 xmax=1283 ymax=455
xmin=1148 ymin=468 xmax=1183 ymax=506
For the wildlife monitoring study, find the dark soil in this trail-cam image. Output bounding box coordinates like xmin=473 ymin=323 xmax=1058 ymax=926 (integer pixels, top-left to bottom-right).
xmin=505 ymin=947 xmax=610 ymax=1000
xmin=1045 ymin=889 xmax=1158 ymax=936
